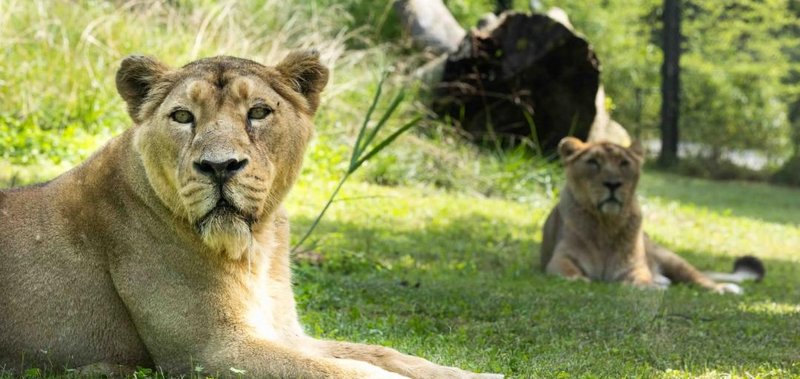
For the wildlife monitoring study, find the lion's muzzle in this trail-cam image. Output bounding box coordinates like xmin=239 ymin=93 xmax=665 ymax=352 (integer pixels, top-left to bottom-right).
xmin=598 ymin=180 xmax=625 ymax=214
xmin=184 ymin=153 xmax=263 ymax=258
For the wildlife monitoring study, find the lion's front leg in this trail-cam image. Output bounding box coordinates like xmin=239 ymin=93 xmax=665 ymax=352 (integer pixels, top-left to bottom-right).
xmin=620 ymin=265 xmax=662 ymax=290
xmin=546 ymin=251 xmax=590 ymax=283
xmin=310 ymin=339 xmax=503 ymax=379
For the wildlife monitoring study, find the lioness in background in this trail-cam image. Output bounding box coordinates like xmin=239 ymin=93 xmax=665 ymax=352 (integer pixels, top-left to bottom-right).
xmin=0 ymin=52 xmax=500 ymax=378
xmin=540 ymin=137 xmax=763 ymax=294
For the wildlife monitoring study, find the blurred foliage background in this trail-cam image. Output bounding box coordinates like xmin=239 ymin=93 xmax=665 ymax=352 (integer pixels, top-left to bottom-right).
xmin=1 ymin=0 xmax=798 ymax=186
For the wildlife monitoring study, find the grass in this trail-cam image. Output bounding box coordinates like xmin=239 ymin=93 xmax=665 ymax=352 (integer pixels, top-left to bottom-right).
xmin=2 ymin=1 xmax=799 ymax=378
xmin=284 ymin=173 xmax=800 ymax=379
xmin=2 ymin=165 xmax=798 ymax=378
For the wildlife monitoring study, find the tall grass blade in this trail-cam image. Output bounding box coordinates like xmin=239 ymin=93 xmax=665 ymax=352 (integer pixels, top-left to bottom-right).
xmin=293 ymin=75 xmax=416 ymax=253
xmin=291 ymin=173 xmax=351 ymax=253
xmin=357 ymin=91 xmax=405 ymax=161
xmin=353 ymin=116 xmax=422 ymax=171
xmin=350 ymin=73 xmax=388 ymax=168
xmin=521 ymin=109 xmax=542 ymax=157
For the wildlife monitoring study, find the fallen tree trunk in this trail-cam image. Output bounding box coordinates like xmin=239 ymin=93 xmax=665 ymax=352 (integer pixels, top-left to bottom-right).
xmin=433 ymin=12 xmax=599 ymax=152
xmin=396 ymin=3 xmax=630 ymax=154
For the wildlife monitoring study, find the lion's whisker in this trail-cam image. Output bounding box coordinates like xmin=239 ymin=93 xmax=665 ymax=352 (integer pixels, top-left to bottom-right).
xmin=185 ymin=196 xmax=212 ymax=208
xmin=241 ymin=194 xmax=263 ymax=202
xmin=236 ymin=183 xmax=265 ymax=193
xmin=180 ymin=186 xmax=207 ymax=198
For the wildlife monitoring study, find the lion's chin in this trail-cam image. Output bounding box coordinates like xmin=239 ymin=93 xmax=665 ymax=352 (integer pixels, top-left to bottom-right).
xmin=197 ymin=209 xmax=254 ymax=260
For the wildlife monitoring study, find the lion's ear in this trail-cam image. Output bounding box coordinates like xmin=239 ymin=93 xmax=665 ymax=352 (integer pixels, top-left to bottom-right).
xmin=275 ymin=50 xmax=329 ymax=114
xmin=558 ymin=137 xmax=585 ymax=161
xmin=116 ymin=55 xmax=170 ymax=124
xmin=629 ymin=140 xmax=645 ymax=161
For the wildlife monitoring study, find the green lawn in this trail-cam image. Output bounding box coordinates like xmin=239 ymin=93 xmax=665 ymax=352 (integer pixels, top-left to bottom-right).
xmin=284 ymin=172 xmax=800 ymax=378
xmin=7 ymin=164 xmax=795 ymax=378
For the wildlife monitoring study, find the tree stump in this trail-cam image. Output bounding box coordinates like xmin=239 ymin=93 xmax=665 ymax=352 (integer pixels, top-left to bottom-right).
xmin=431 ymin=12 xmax=601 ymax=153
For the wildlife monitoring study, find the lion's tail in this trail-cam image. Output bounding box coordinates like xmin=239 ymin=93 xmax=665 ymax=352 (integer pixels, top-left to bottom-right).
xmin=704 ymin=256 xmax=765 ymax=283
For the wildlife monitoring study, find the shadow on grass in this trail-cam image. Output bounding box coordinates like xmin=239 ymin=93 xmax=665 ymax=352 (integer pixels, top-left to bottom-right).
xmin=292 ymin=211 xmax=541 ymax=278
xmin=640 ymin=171 xmax=800 ymax=226
xmin=291 ymin=214 xmax=800 ymax=377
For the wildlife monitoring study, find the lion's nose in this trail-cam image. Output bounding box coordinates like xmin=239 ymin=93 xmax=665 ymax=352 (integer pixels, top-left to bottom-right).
xmin=603 ymin=181 xmax=622 ymax=192
xmin=193 ymin=158 xmax=249 ymax=183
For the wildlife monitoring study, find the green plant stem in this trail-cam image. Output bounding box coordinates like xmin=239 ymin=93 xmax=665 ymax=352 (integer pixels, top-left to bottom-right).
xmin=292 ymin=172 xmax=351 ymax=253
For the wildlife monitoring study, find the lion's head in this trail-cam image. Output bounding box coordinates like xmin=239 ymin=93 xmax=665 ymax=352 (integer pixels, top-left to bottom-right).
xmin=558 ymin=137 xmax=644 ymax=216
xmin=115 ymin=52 xmax=328 ymax=259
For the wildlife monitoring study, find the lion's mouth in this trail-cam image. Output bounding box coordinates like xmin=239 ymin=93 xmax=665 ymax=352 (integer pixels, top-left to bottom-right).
xmin=212 ymin=198 xmax=237 ymax=213
xmin=197 ymin=197 xmax=253 ymax=228
xmin=599 ymin=196 xmax=621 ymax=206
xmin=193 ymin=194 xmax=257 ymax=258
xmin=598 ymin=196 xmax=623 ymax=214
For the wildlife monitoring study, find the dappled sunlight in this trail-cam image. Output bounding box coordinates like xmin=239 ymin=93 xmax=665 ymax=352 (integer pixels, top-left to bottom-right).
xmin=660 ymin=367 xmax=795 ymax=379
xmin=641 ymin=195 xmax=800 ymax=263
xmin=738 ymin=301 xmax=800 ymax=316
xmin=640 ymin=172 xmax=800 ymax=226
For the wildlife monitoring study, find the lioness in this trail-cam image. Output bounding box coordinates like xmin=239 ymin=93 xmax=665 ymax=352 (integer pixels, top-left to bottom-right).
xmin=540 ymin=137 xmax=763 ymax=294
xmin=0 ymin=52 xmax=501 ymax=378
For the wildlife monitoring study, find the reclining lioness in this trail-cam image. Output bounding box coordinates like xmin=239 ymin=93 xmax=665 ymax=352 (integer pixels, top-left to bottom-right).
xmin=0 ymin=52 xmax=501 ymax=378
xmin=540 ymin=137 xmax=763 ymax=293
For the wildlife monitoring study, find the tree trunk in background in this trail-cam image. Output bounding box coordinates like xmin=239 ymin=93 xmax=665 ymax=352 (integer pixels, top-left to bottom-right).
xmin=789 ymin=2 xmax=800 ymax=158
xmin=393 ymin=0 xmax=465 ymax=54
xmin=771 ymin=98 xmax=800 ymax=185
xmin=790 ymin=100 xmax=800 ymax=157
xmin=771 ymin=1 xmax=800 ymax=186
xmin=659 ymin=0 xmax=681 ymax=166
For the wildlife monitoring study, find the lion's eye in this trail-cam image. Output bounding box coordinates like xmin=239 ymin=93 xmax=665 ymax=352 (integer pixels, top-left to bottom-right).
xmin=587 ymin=158 xmax=600 ymax=168
xmin=620 ymin=159 xmax=630 ymax=167
xmin=170 ymin=110 xmax=194 ymax=124
xmin=248 ymin=106 xmax=272 ymax=120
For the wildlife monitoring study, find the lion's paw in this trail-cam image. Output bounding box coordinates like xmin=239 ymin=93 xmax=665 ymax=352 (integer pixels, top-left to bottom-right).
xmin=340 ymin=359 xmax=410 ymax=379
xmin=471 ymin=373 xmax=505 ymax=379
xmin=714 ymin=283 xmax=743 ymax=295
xmin=653 ymin=274 xmax=672 ymax=288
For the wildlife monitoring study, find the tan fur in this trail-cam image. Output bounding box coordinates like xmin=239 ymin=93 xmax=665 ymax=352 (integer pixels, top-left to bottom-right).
xmin=540 ymin=137 xmax=742 ymax=294
xmin=0 ymin=52 xmax=501 ymax=378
